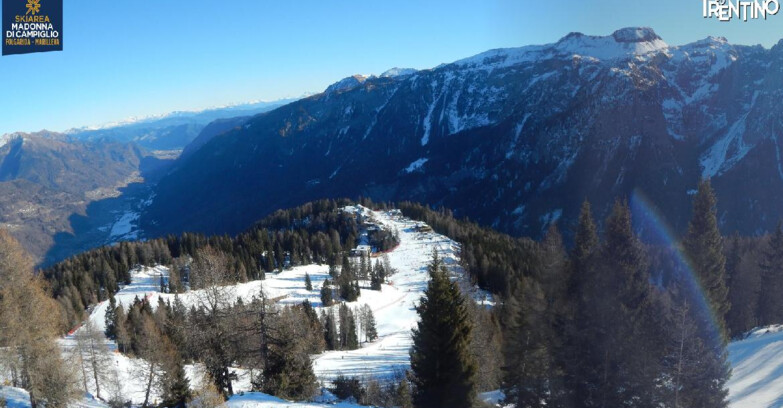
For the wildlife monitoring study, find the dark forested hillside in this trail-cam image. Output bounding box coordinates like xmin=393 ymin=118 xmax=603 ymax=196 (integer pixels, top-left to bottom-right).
xmin=0 ymin=132 xmax=146 ymax=261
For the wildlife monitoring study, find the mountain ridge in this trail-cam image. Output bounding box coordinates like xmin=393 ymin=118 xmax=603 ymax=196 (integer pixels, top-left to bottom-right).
xmin=138 ymin=27 xmax=783 ymax=241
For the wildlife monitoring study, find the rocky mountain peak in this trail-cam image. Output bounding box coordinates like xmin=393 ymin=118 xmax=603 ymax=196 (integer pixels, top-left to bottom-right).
xmin=611 ymin=27 xmax=662 ymax=43
xmin=554 ymin=26 xmax=669 ymax=60
xmin=324 ymin=74 xmax=372 ymax=94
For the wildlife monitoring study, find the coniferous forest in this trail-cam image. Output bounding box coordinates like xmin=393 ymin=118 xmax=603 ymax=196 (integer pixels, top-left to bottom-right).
xmin=0 ymin=180 xmax=779 ymax=407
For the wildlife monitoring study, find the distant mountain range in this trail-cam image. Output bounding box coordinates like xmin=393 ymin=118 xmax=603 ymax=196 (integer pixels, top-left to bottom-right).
xmin=65 ymin=99 xmax=300 ymax=151
xmin=6 ymin=27 xmax=783 ymax=262
xmin=138 ymin=27 xmax=783 ymax=241
xmin=0 ymin=96 xmax=310 ymax=263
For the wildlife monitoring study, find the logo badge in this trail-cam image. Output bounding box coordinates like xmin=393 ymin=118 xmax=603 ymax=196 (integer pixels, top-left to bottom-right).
xmin=25 ymin=0 xmax=40 ymax=15
xmin=3 ymin=0 xmax=63 ymax=56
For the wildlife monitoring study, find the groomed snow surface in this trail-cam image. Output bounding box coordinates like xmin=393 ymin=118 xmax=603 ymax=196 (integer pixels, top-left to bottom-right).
xmin=40 ymin=206 xmax=490 ymax=408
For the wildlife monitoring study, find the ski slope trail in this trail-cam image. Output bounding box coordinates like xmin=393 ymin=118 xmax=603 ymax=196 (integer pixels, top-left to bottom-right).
xmin=311 ymin=206 xmax=468 ymax=382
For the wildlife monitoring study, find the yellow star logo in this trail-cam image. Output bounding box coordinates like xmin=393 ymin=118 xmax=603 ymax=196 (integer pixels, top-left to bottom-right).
xmin=25 ymin=0 xmax=41 ymax=16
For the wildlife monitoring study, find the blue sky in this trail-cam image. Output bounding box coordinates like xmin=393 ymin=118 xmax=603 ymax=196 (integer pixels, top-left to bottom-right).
xmin=1 ymin=0 xmax=781 ymax=134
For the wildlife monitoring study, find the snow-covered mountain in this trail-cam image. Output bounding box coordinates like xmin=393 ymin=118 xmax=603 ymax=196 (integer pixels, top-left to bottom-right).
xmin=66 ymin=99 xmax=300 ymax=151
xmin=142 ymin=27 xmax=783 ymax=239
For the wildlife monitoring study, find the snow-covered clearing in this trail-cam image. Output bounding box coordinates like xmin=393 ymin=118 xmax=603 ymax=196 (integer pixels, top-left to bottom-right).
xmin=0 ymin=387 xmax=107 ymax=408
xmin=57 ymin=205 xmax=491 ymax=407
xmin=727 ymin=325 xmax=783 ymax=408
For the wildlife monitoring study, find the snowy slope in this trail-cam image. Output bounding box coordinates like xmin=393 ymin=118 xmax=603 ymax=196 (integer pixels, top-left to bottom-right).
xmin=727 ymin=325 xmax=783 ymax=408
xmin=312 ymin=206 xmax=469 ymax=382
xmin=0 ymin=387 xmax=108 ymax=408
xmin=61 ymin=205 xmax=490 ymax=407
xmin=55 ymin=213 xmax=783 ymax=407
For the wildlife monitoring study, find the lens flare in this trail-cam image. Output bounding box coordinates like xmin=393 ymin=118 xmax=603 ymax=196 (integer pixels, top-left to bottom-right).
xmin=630 ymin=188 xmax=725 ymax=347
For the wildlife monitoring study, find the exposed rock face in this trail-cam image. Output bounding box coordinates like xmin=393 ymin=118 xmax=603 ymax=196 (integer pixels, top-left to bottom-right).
xmin=142 ymin=28 xmax=783 ymax=240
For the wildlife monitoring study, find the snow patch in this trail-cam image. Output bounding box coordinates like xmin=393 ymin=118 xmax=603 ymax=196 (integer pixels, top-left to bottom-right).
xmin=539 ymin=209 xmax=563 ymax=228
xmin=700 ymin=93 xmax=756 ymax=178
xmin=404 ymin=158 xmax=428 ymax=173
xmin=380 ymin=67 xmax=417 ymax=78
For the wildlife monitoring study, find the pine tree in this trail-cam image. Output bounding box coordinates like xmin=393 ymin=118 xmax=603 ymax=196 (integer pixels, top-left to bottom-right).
xmin=410 ymin=253 xmax=477 ymax=408
xmin=571 ymin=200 xmax=599 ymax=290
xmin=502 ymin=225 xmax=568 ymax=407
xmin=160 ymin=274 xmax=167 ymax=293
xmin=661 ymin=285 xmax=730 ymax=408
xmin=759 ymin=221 xmax=783 ymax=326
xmin=263 ymin=306 xmax=318 ymax=401
xmin=684 ymin=179 xmax=730 ymax=334
xmin=565 ymin=200 xmax=599 ymax=403
xmin=105 ymin=295 xmax=118 ymax=339
xmin=338 ymin=303 xmax=359 ymax=350
xmin=114 ymin=304 xmax=130 ymax=353
xmin=370 ymin=264 xmax=383 ymax=291
xmin=305 ymin=273 xmax=313 ymax=291
xmin=322 ymin=309 xmax=338 ymax=350
xmin=161 ymin=356 xmax=191 ymax=408
xmin=320 ymin=279 xmax=333 ymax=307
xmin=502 ymin=274 xmax=550 ymax=408
xmin=570 ymin=201 xmax=658 ymax=407
xmin=375 ymin=259 xmax=387 ymax=282
xmin=725 ymin=235 xmax=760 ymax=337
xmin=347 ymin=309 xmax=359 ymax=350
xmin=363 ymin=305 xmax=378 ymax=341
xmin=339 ymin=256 xmax=359 ymax=301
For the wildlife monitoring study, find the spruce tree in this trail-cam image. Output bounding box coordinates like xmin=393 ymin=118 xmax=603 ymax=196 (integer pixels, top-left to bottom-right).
xmin=114 ymin=304 xmax=129 ymax=353
xmin=759 ymin=221 xmax=783 ymax=326
xmin=347 ymin=309 xmax=359 ymax=350
xmin=502 ymin=224 xmax=569 ymax=407
xmin=566 ymin=200 xmax=599 ymax=403
xmin=662 ymin=290 xmax=730 ymax=408
xmin=571 ymin=200 xmax=657 ymax=407
xmin=305 ymin=273 xmax=313 ymax=291
xmin=572 ymin=200 xmax=599 ymax=285
xmin=160 ymin=275 xmax=167 ymax=293
xmin=410 ymin=253 xmax=477 ymax=408
xmin=501 ymin=274 xmax=551 ymax=408
xmin=338 ymin=303 xmax=359 ymax=350
xmin=322 ymin=309 xmax=338 ymax=350
xmin=725 ymin=235 xmax=760 ymax=337
xmin=104 ymin=295 xmax=118 ymax=339
xmin=320 ymin=279 xmax=333 ymax=307
xmin=263 ymin=307 xmax=318 ymax=401
xmin=162 ymin=356 xmax=191 ymax=408
xmin=684 ymin=179 xmax=730 ymax=334
xmin=600 ymin=200 xmax=657 ymax=406
xmin=370 ymin=266 xmax=383 ymax=291
xmin=339 ymin=256 xmax=359 ymax=301
xmin=364 ymin=306 xmax=378 ymax=341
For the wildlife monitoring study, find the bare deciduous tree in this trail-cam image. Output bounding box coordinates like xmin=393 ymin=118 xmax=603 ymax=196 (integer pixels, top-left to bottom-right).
xmin=0 ymin=230 xmax=78 ymax=408
xmin=73 ymin=320 xmax=115 ymax=400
